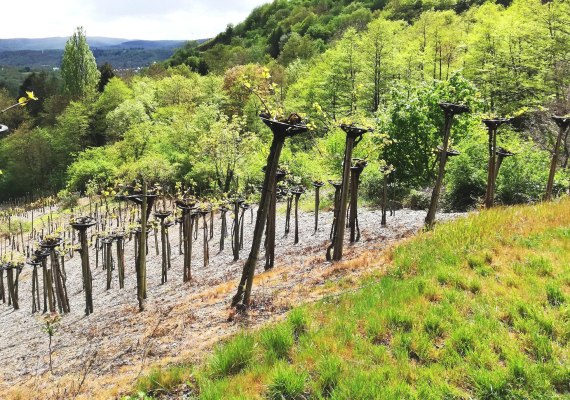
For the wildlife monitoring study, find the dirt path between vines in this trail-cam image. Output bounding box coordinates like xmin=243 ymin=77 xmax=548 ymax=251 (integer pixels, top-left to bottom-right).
xmin=0 ymin=207 xmax=463 ymax=399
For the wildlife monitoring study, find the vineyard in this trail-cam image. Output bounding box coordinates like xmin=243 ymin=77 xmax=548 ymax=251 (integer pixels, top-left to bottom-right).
xmin=1 ymin=0 xmax=570 ymax=398
xmin=0 ymin=178 xmax=463 ymax=398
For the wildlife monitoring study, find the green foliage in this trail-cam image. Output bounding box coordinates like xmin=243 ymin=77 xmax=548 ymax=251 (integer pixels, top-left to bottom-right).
xmin=316 ymin=355 xmax=343 ymax=398
xmin=379 ymin=73 xmax=481 ymax=188
xmin=61 ymin=27 xmax=100 ymax=99
xmin=1 ymin=0 xmax=569 ymax=207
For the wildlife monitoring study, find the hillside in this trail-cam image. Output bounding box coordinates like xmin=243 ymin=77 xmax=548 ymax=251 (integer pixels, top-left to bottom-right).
xmin=168 ymin=0 xmax=507 ymax=73
xmin=130 ymin=198 xmax=570 ymax=399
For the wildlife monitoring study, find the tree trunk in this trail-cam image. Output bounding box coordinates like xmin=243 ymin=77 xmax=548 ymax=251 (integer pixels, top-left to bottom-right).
xmin=232 ymin=135 xmax=285 ymax=307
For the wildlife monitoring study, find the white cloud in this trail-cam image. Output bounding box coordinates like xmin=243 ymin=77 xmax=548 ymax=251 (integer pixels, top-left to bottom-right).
xmin=1 ymin=0 xmax=268 ymax=40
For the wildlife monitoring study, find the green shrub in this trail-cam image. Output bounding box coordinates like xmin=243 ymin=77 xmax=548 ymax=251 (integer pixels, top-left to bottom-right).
xmin=469 ymin=279 xmax=482 ymax=294
xmin=525 ymin=256 xmax=553 ymax=277
xmin=550 ymin=366 xmax=570 ymax=394
xmin=135 ymin=365 xmax=190 ymax=395
xmin=528 ymin=332 xmax=553 ymax=362
xmin=330 ymin=370 xmax=385 ymax=399
xmin=473 ymin=369 xmax=509 ymax=399
xmin=57 ymin=189 xmax=80 ymax=209
xmin=404 ymin=189 xmax=431 ymax=210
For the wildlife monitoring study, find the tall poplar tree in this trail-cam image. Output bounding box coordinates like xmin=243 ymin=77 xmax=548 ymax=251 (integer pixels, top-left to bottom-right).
xmin=61 ymin=27 xmax=100 ymax=99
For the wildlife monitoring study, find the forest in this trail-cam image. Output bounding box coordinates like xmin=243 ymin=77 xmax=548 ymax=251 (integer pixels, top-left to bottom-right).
xmin=0 ymin=0 xmax=568 ymax=213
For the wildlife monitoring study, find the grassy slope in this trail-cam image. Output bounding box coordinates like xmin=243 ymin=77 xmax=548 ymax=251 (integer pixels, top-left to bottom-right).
xmin=131 ymin=198 xmax=570 ymax=400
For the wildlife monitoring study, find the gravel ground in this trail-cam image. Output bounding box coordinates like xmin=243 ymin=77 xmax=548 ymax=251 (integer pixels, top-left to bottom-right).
xmin=0 ymin=205 xmax=464 ymax=399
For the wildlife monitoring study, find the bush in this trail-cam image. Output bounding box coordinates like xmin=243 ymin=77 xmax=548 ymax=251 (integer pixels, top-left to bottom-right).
xmin=423 ymin=315 xmax=444 ymax=339
xmin=57 ymin=189 xmax=79 ymax=209
xmin=450 ymin=328 xmax=475 ymax=356
xmin=443 ymin=129 xmax=487 ymax=211
xmin=445 ymin=127 xmax=557 ymax=210
xmin=404 ymin=189 xmax=431 ymax=210
xmin=386 ymin=310 xmax=413 ymax=332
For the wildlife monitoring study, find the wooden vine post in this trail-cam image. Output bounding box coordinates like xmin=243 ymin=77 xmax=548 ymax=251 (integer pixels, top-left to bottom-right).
xmin=232 ymin=115 xmax=307 ymax=308
xmin=40 ymin=237 xmax=70 ymax=314
xmin=265 ymin=168 xmax=287 ymax=270
xmin=380 ymin=166 xmax=393 ymax=227
xmin=483 ymin=118 xmax=511 ymax=208
xmin=199 ymin=206 xmax=211 ymax=268
xmin=138 ymin=181 xmax=148 ymax=310
xmin=5 ymin=262 xmax=23 ymax=311
xmin=219 ymin=204 xmax=228 ymax=252
xmin=349 ymin=159 xmax=367 ymax=243
xmin=176 ymin=197 xmax=196 ymax=282
xmin=312 ymin=181 xmax=325 ymax=233
xmin=328 ymin=180 xmax=342 ymax=240
xmin=239 ymin=203 xmax=249 ymax=250
xmin=114 ymin=232 xmax=126 ymax=289
xmin=231 ymin=198 xmax=244 ymax=261
xmin=154 ymin=210 xmax=172 ymax=284
xmin=27 ymin=251 xmax=45 ymax=313
xmin=494 ymin=148 xmax=515 ymax=183
xmin=41 ymin=249 xmax=55 ymax=313
xmin=291 ymin=186 xmax=305 ymax=245
xmin=545 ymin=116 xmax=570 ymax=201
xmin=103 ymin=237 xmax=113 ymax=290
xmin=425 ymin=103 xmax=469 ymax=229
xmin=284 ymin=189 xmax=292 ymax=237
xmin=70 ymin=217 xmax=96 ymax=316
xmin=327 ymin=124 xmax=371 ymax=262
xmin=124 ymin=181 xmax=157 ymax=311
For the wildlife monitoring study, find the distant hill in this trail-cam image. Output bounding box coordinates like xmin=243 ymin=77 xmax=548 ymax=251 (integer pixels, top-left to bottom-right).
xmin=0 ymin=37 xmax=207 ymax=70
xmin=0 ymin=37 xmax=128 ymax=51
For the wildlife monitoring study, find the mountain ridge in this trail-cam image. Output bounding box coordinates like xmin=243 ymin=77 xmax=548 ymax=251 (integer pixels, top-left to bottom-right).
xmin=0 ymin=37 xmax=197 ymax=52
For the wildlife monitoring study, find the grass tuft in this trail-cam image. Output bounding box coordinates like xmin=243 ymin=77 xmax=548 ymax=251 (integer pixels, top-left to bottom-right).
xmin=266 ymin=364 xmax=309 ymax=400
xmin=546 ymin=285 xmax=565 ymax=307
xmin=260 ymin=325 xmax=294 ymax=362
xmin=209 ymin=333 xmax=254 ymax=378
xmin=316 ymin=355 xmax=342 ymax=398
xmin=288 ymin=308 xmax=309 ymax=338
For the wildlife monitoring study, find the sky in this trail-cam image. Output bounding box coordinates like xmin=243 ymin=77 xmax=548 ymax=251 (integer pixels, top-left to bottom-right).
xmin=1 ymin=0 xmax=270 ymax=40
